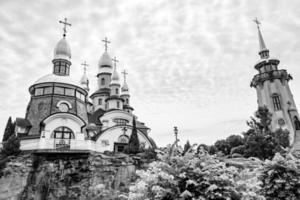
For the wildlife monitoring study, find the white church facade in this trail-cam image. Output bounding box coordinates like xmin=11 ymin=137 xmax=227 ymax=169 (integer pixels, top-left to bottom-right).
xmin=15 ymin=18 xmax=156 ymax=153
xmin=251 ymin=19 xmax=300 ymax=150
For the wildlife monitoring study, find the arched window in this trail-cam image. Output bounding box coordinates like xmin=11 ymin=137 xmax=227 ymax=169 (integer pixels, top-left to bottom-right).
xmin=294 ymin=116 xmax=300 ymax=130
xmin=117 ymin=101 xmax=120 ymax=108
xmin=116 ymin=88 xmax=119 ymax=95
xmin=118 ymin=135 xmax=129 ymax=143
xmin=101 ymin=78 xmax=105 ymax=86
xmin=98 ymin=98 xmax=102 ymax=105
xmin=272 ymin=94 xmax=281 ymax=111
xmin=51 ymin=126 xmax=74 ymax=139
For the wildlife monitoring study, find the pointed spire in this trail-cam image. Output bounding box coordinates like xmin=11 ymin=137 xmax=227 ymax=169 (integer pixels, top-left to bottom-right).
xmin=253 ymin=18 xmax=269 ymax=59
xmin=80 ymin=61 xmax=89 ymax=91
xmin=121 ymin=69 xmax=129 ymax=92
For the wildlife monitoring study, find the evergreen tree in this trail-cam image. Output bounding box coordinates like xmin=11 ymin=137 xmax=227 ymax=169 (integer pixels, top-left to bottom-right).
xmin=128 ymin=118 xmax=140 ymax=154
xmin=183 ymin=140 xmax=191 ymax=155
xmin=2 ymin=117 xmax=14 ymax=142
xmin=2 ymin=134 xmax=20 ymax=156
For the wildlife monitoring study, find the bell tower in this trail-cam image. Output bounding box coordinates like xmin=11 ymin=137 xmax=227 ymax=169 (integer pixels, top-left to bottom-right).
xmin=250 ymin=18 xmax=300 ymax=149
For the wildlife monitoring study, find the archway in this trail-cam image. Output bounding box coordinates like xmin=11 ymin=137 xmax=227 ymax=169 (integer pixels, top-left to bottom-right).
xmin=51 ymin=126 xmax=75 ymax=149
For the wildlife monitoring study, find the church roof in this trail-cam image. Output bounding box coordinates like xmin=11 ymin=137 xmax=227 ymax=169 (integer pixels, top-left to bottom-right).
xmin=16 ymin=118 xmax=31 ymax=127
xmin=34 ymin=73 xmax=81 ymax=87
xmin=88 ymin=108 xmax=105 ymax=125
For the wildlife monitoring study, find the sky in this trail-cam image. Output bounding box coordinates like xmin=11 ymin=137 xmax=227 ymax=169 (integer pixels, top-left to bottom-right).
xmin=1 ymin=0 xmax=300 ymax=147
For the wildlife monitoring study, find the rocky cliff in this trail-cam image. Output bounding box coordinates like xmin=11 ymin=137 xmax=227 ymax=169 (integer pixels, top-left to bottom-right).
xmin=0 ymin=152 xmax=143 ymax=200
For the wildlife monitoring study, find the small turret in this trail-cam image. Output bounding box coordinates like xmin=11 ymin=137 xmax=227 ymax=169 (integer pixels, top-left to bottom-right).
xmin=121 ymin=70 xmax=134 ymax=113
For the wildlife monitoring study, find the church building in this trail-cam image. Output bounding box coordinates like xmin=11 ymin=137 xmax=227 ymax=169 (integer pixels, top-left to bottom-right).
xmin=250 ymin=19 xmax=300 ymax=150
xmin=14 ymin=18 xmax=156 ymax=153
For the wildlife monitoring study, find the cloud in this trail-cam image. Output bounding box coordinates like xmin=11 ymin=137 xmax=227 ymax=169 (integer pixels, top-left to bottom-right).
xmin=1 ymin=0 xmax=300 ymax=146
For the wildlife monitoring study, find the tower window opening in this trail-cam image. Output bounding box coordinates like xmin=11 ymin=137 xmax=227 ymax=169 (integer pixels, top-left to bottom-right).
xmin=116 ymin=88 xmax=119 ymax=95
xmin=117 ymin=101 xmax=120 ymax=108
xmin=98 ymin=98 xmax=102 ymax=105
xmin=126 ymin=99 xmax=129 ymax=104
xmin=294 ymin=116 xmax=300 ymax=130
xmin=272 ymin=94 xmax=281 ymax=111
xmin=101 ymin=78 xmax=105 ymax=86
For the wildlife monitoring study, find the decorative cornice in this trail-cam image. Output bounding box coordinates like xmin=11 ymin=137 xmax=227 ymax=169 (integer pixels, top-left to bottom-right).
xmin=251 ymin=69 xmax=293 ymax=87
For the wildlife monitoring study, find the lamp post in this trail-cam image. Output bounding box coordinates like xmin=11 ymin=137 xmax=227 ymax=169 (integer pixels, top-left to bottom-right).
xmin=174 ymin=126 xmax=179 ymax=147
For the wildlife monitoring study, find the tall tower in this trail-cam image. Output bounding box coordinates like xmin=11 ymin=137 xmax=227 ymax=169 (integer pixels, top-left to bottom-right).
xmin=250 ymin=19 xmax=300 ymax=149
xmin=90 ymin=37 xmax=113 ymax=111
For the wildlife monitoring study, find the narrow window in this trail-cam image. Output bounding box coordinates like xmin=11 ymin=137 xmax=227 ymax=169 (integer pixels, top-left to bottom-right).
xmin=101 ymin=78 xmax=105 ymax=86
xmin=98 ymin=98 xmax=102 ymax=105
xmin=272 ymin=94 xmax=281 ymax=111
xmin=126 ymin=99 xmax=129 ymax=104
xmin=294 ymin=116 xmax=300 ymax=130
xmin=117 ymin=101 xmax=120 ymax=108
xmin=116 ymin=88 xmax=119 ymax=95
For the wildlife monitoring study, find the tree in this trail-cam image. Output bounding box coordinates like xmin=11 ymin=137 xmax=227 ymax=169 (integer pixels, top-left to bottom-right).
xmin=2 ymin=117 xmax=14 ymax=142
xmin=2 ymin=134 xmax=20 ymax=156
xmin=226 ymin=135 xmax=244 ymax=150
xmin=214 ymin=139 xmax=231 ymax=155
xmin=243 ymin=106 xmax=290 ymax=160
xmin=183 ymin=140 xmax=191 ymax=155
xmin=127 ymin=118 xmax=140 ymax=154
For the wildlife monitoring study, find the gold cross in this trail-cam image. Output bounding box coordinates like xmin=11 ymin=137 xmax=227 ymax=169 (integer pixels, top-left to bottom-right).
xmin=102 ymin=37 xmax=111 ymax=52
xmin=122 ymin=70 xmax=128 ymax=82
xmin=112 ymin=56 xmax=119 ymax=68
xmin=59 ymin=18 xmax=72 ymax=37
xmin=253 ymin=17 xmax=261 ymax=28
xmin=81 ymin=61 xmax=89 ymax=73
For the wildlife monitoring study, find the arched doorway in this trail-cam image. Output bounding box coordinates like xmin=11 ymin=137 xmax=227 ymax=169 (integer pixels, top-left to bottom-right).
xmin=51 ymin=126 xmax=74 ymax=149
xmin=114 ymin=134 xmax=129 ymax=152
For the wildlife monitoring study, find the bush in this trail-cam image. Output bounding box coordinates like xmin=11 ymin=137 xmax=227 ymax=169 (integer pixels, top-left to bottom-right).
xmin=260 ymin=153 xmax=300 ymax=200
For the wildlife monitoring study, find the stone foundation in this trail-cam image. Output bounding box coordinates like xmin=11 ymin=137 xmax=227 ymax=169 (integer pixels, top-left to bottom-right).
xmin=0 ymin=152 xmax=142 ymax=200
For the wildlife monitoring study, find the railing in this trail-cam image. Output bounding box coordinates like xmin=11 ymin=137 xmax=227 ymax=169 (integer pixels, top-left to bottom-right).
xmin=251 ymin=69 xmax=292 ymax=87
xmin=54 ymin=139 xmax=71 ymax=150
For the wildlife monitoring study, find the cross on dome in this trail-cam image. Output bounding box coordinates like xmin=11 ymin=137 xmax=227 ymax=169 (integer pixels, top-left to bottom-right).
xmin=59 ymin=17 xmax=72 ymax=37
xmin=81 ymin=61 xmax=89 ymax=73
xmin=102 ymin=37 xmax=111 ymax=52
xmin=112 ymin=56 xmax=119 ymax=68
xmin=122 ymin=70 xmax=128 ymax=82
xmin=253 ymin=17 xmax=261 ymax=29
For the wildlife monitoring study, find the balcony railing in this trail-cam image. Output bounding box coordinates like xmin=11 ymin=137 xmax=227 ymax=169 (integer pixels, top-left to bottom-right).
xmin=251 ymin=69 xmax=292 ymax=87
xmin=54 ymin=139 xmax=71 ymax=150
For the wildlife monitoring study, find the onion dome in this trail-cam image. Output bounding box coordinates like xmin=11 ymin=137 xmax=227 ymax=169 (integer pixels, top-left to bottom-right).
xmin=99 ymin=52 xmax=113 ymax=67
xmin=122 ymin=81 xmax=129 ymax=92
xmin=54 ymin=38 xmax=71 ymax=61
xmin=110 ymin=67 xmax=120 ymax=85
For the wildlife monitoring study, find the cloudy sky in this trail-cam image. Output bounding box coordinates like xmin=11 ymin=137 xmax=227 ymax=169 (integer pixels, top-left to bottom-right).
xmin=1 ymin=0 xmax=300 ymax=147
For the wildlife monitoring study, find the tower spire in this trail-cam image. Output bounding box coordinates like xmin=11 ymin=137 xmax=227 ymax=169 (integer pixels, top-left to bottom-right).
xmin=253 ymin=18 xmax=269 ymax=59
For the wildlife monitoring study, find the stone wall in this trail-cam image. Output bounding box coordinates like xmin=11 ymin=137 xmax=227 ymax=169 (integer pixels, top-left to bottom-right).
xmin=0 ymin=152 xmax=141 ymax=200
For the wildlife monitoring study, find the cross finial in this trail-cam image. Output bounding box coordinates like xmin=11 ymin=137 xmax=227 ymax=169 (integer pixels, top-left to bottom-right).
xmin=253 ymin=17 xmax=261 ymax=29
xmin=59 ymin=18 xmax=72 ymax=37
xmin=102 ymin=37 xmax=111 ymax=52
xmin=112 ymin=56 xmax=119 ymax=68
xmin=122 ymin=70 xmax=128 ymax=82
xmin=122 ymin=127 xmax=127 ymax=135
xmin=81 ymin=61 xmax=89 ymax=74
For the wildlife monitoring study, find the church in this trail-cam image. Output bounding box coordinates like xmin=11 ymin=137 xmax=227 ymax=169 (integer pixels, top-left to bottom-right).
xmin=14 ymin=18 xmax=156 ymax=153
xmin=251 ymin=19 xmax=300 ymax=151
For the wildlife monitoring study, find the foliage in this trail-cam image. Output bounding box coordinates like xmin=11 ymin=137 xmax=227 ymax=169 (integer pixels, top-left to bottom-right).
xmin=129 ymin=145 xmax=266 ymax=200
xmin=214 ymin=139 xmax=231 ymax=155
xmin=127 ymin=118 xmax=140 ymax=154
xmin=226 ymin=135 xmax=244 ymax=149
xmin=2 ymin=117 xmax=15 ymax=142
xmin=260 ymin=153 xmax=300 ymax=200
xmin=2 ymin=134 xmax=21 ymax=156
xmin=182 ymin=140 xmax=191 ymax=155
xmin=242 ymin=106 xmax=290 ymax=160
